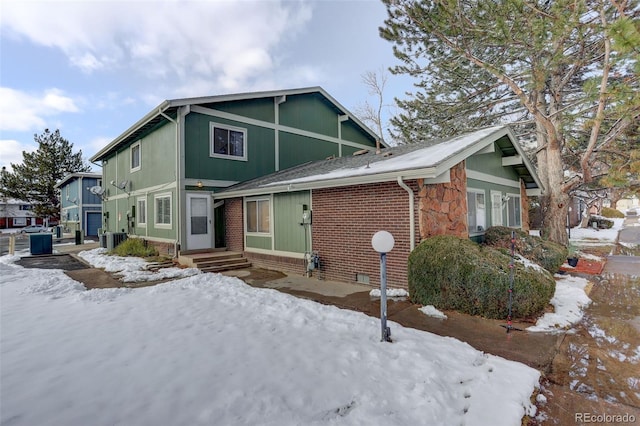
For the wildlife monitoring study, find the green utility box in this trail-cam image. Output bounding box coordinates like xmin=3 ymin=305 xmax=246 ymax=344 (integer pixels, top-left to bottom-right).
xmin=30 ymin=233 xmax=53 ymax=255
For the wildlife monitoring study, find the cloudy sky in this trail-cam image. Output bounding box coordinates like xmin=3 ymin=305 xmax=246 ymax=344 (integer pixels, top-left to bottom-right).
xmin=0 ymin=0 xmax=414 ymax=172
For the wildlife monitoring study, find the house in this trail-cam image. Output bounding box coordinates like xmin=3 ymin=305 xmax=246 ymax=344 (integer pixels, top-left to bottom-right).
xmin=214 ymin=125 xmax=544 ymax=289
xmin=0 ymin=198 xmax=42 ymax=229
xmin=54 ymin=173 xmax=103 ymax=236
xmin=89 ymin=87 xmax=381 ymax=255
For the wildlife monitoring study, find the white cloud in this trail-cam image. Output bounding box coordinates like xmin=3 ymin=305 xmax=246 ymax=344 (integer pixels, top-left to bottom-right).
xmin=0 ymin=139 xmax=36 ymax=171
xmin=0 ymin=87 xmax=80 ymax=132
xmin=1 ymin=1 xmax=314 ymax=91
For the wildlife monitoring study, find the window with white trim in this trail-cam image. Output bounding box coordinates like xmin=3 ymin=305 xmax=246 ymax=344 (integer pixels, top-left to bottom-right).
xmin=210 ymin=122 xmax=247 ymax=160
xmin=131 ymin=141 xmax=141 ymax=172
xmin=467 ymin=189 xmax=487 ymax=233
xmin=507 ymin=194 xmax=522 ymax=227
xmin=491 ymin=191 xmax=503 ymax=226
xmin=155 ymin=194 xmax=171 ymax=228
xmin=137 ymin=197 xmax=147 ymax=227
xmin=245 ymin=198 xmax=270 ymax=234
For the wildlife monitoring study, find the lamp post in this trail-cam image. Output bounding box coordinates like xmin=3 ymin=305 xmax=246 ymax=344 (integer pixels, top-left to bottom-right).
xmin=372 ymin=230 xmax=394 ymax=342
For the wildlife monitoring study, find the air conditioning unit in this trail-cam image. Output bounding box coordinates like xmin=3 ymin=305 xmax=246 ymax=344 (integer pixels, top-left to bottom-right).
xmin=105 ymin=232 xmax=128 ymax=250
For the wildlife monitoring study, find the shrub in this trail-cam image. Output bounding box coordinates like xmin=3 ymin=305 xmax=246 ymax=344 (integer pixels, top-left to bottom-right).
xmin=588 ymin=215 xmax=614 ymax=229
xmin=601 ymin=207 xmax=624 ymax=218
xmin=483 ymin=226 xmax=567 ymax=273
xmin=111 ymin=238 xmax=158 ymax=258
xmin=408 ymin=235 xmax=556 ymax=320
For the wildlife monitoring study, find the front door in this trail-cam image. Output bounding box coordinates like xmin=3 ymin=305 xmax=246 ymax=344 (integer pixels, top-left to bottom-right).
xmin=186 ymin=193 xmax=212 ymax=250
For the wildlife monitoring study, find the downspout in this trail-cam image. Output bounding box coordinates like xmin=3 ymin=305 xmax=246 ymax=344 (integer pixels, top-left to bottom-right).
xmin=160 ymin=109 xmax=180 ymax=257
xmin=396 ymin=176 xmax=415 ymax=251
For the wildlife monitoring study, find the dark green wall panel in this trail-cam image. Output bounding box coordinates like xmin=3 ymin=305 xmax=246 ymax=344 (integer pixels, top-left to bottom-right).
xmin=207 ymin=98 xmax=275 ymax=123
xmin=279 ymin=94 xmax=339 ymax=138
xmin=279 ymin=132 xmax=339 ymax=170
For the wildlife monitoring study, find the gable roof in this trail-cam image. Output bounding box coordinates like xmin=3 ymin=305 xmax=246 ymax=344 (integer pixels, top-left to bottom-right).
xmin=215 ymin=125 xmax=543 ymax=198
xmin=54 ymin=172 xmax=102 ymax=189
xmin=89 ymin=87 xmax=381 ymax=162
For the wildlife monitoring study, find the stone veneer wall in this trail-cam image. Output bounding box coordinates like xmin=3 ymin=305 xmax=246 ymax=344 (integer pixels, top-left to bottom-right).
xmin=417 ymin=161 xmax=468 ymax=239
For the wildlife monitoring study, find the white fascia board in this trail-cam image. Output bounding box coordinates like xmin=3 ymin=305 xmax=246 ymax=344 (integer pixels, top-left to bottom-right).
xmin=90 ymin=101 xmax=171 ymax=162
xmin=168 ymin=87 xmax=324 ymax=108
xmin=213 ymin=167 xmax=438 ymax=199
xmin=526 ymin=188 xmax=542 ymax=196
xmin=502 ymin=126 xmax=545 ymax=192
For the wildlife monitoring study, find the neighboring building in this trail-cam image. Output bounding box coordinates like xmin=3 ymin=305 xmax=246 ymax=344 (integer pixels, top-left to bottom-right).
xmin=89 ymin=87 xmax=381 ymax=255
xmin=214 ymin=125 xmax=543 ymax=289
xmin=0 ymin=198 xmax=41 ymax=229
xmin=54 ymin=173 xmax=103 ymax=236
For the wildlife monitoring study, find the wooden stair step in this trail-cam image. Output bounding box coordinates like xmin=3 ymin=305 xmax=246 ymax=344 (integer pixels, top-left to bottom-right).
xmin=194 ymin=258 xmax=250 ymax=268
xmin=201 ymin=262 xmax=252 ymax=273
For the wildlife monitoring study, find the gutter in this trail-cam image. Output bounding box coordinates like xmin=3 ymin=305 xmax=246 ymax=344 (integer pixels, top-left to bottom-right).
xmin=396 ymin=176 xmax=416 ymax=251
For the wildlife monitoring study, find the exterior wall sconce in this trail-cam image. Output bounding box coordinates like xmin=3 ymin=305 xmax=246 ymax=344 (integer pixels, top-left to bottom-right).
xmin=197 ymin=181 xmax=203 ymax=188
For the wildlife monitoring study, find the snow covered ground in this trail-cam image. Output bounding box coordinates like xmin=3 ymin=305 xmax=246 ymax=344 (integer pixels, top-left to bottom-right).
xmin=1 ymin=218 xmax=626 ymax=425
xmin=1 ymin=251 xmax=540 ymax=426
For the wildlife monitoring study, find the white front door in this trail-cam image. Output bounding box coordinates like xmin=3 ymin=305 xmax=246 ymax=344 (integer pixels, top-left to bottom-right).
xmin=186 ymin=193 xmax=212 ymax=250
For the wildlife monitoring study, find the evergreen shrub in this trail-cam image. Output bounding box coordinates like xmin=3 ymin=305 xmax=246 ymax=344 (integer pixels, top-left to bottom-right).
xmin=588 ymin=216 xmax=614 ymax=229
xmin=483 ymin=226 xmax=567 ymax=273
xmin=408 ymin=235 xmax=555 ymax=319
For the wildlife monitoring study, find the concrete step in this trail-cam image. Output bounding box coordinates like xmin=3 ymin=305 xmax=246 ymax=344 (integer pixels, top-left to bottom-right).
xmin=200 ymin=260 xmax=252 ymax=273
xmin=178 ymin=251 xmax=242 ymax=267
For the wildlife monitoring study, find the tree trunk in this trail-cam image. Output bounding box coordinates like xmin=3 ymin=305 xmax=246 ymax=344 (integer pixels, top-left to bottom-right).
xmin=542 ymin=141 xmax=569 ymax=246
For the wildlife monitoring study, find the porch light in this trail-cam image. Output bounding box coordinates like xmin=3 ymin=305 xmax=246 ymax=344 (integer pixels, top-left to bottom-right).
xmin=197 ymin=181 xmax=203 ymax=188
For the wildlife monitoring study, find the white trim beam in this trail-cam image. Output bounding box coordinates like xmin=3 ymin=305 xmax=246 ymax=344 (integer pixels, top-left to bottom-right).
xmin=502 ymin=155 xmax=523 ymax=166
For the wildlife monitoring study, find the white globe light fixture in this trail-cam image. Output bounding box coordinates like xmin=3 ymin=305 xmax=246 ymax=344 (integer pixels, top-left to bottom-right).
xmin=371 ymin=230 xmax=395 ymax=342
xmin=371 ymin=230 xmax=395 ymax=253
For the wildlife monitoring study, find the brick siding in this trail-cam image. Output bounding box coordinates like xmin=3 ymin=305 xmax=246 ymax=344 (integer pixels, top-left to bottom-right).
xmin=311 ymin=180 xmax=420 ymax=289
xmin=225 ymin=198 xmax=244 ymax=252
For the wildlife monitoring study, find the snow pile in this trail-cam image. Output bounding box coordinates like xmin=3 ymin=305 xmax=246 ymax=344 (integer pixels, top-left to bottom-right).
xmin=570 ymin=218 xmax=624 ymax=245
xmin=0 ymin=254 xmax=540 ymax=426
xmin=515 ymin=254 xmax=547 ymax=273
xmin=78 ymin=247 xmax=200 ymax=282
xmin=527 ymin=275 xmax=592 ymax=333
xmin=369 ymin=288 xmax=409 ymax=298
xmin=419 ymin=305 xmax=448 ymax=319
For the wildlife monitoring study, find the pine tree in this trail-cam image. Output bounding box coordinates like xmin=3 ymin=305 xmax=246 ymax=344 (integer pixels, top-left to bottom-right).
xmin=380 ymin=0 xmax=639 ymax=245
xmin=0 ymin=129 xmax=91 ymax=221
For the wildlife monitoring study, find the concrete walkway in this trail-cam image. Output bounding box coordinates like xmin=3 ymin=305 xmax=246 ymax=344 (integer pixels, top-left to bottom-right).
xmin=224 ymin=268 xmax=563 ymax=370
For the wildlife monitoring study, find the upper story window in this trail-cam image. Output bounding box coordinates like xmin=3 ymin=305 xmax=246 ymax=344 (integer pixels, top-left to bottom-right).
xmin=131 ymin=141 xmax=141 ymax=172
xmin=210 ymin=122 xmax=247 ymax=161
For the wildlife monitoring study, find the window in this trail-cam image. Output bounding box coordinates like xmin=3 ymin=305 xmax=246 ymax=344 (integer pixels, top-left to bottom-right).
xmin=491 ymin=191 xmax=503 ymax=226
xmin=137 ymin=197 xmax=147 ymax=226
xmin=507 ymin=195 xmax=522 ymax=227
xmin=131 ymin=141 xmax=141 ymax=172
xmin=467 ymin=189 xmax=486 ymax=233
xmin=210 ymin=123 xmax=247 ymax=160
xmin=97 ymin=179 xmax=102 ymax=188
xmin=155 ymin=194 xmax=171 ymax=227
xmin=245 ymin=198 xmax=270 ymax=233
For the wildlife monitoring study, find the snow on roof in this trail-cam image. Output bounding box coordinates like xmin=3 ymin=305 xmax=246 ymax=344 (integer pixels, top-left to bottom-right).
xmin=264 ymin=126 xmax=505 ymax=187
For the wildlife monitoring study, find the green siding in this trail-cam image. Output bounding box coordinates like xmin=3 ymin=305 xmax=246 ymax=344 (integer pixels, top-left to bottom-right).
xmin=279 ymin=132 xmax=339 ymax=170
xmin=207 ymin=98 xmax=275 ymax=123
xmin=341 ymin=119 xmax=376 ymax=146
xmin=341 ymin=145 xmax=362 ymax=156
xmin=466 ymin=142 xmax=521 ymax=181
xmin=274 ymin=191 xmax=311 ymax=253
xmin=184 ymin=112 xmax=276 ymax=181
xmin=246 ymin=235 xmax=272 ymax=250
xmin=279 ymin=94 xmax=339 ymax=138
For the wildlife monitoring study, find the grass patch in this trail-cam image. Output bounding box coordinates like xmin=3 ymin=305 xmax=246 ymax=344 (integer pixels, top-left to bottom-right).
xmin=601 ymin=207 xmax=625 ymax=218
xmin=111 ymin=237 xmax=159 ymax=258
